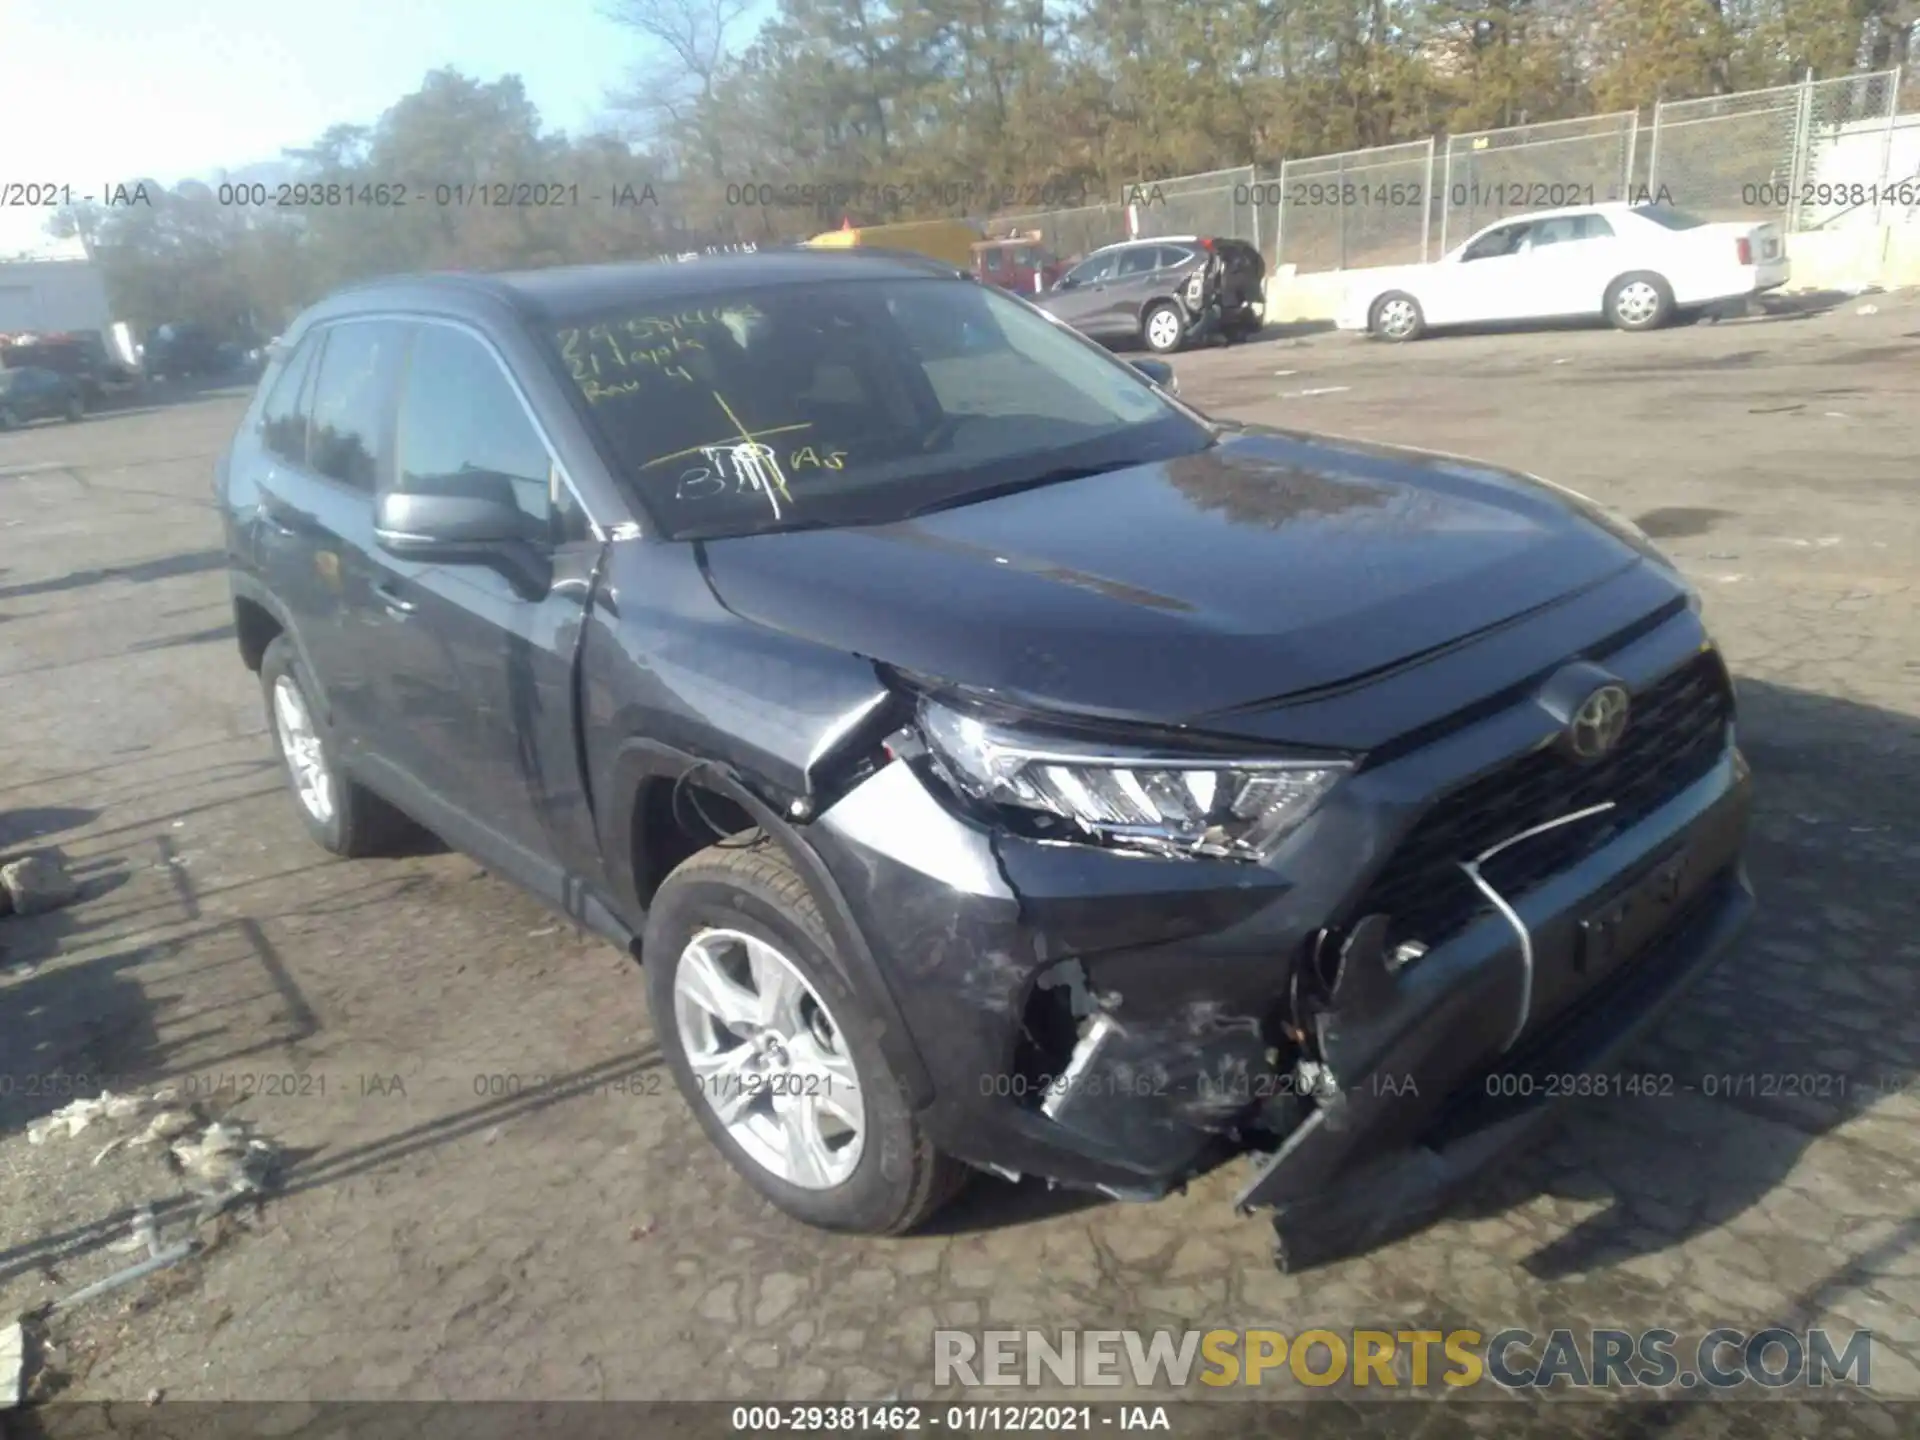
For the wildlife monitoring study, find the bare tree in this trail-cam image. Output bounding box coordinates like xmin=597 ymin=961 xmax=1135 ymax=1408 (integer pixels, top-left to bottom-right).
xmin=606 ymin=0 xmax=757 ymax=178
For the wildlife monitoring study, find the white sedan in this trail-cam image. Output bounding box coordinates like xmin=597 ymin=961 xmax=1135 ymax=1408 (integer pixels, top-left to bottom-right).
xmin=1337 ymin=202 xmax=1790 ymax=341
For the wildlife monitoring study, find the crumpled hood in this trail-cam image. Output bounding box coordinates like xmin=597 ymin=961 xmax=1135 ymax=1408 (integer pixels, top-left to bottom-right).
xmin=696 ymin=429 xmax=1647 ymax=725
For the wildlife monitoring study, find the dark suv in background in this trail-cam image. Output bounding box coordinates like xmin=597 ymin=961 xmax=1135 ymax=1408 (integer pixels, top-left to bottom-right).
xmin=1036 ymin=235 xmax=1266 ymax=352
xmin=218 ymin=250 xmax=1750 ymax=1267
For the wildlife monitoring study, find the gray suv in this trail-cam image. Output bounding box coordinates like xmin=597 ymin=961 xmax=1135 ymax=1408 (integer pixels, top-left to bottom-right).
xmin=1035 ymin=236 xmax=1266 ymax=353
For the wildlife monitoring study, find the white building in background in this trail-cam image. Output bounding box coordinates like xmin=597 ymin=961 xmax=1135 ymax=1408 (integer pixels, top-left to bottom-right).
xmin=0 ymin=204 xmax=111 ymax=337
xmin=0 ymin=257 xmax=113 ymax=336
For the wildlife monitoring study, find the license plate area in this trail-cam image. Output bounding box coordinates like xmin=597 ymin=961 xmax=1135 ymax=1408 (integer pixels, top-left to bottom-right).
xmin=1577 ymin=843 xmax=1696 ymax=976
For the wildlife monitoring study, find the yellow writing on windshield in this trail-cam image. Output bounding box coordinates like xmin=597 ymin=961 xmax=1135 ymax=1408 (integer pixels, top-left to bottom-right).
xmin=559 ymin=321 xmax=725 ymax=395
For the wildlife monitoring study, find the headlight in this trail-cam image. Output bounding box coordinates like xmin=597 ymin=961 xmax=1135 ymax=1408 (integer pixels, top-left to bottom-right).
xmin=918 ymin=699 xmax=1350 ymax=861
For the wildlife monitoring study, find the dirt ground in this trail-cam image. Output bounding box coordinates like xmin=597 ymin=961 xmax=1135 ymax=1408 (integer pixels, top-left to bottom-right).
xmin=2 ymin=294 xmax=1917 ymax=1431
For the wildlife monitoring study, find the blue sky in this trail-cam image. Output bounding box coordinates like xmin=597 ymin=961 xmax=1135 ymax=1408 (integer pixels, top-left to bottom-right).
xmin=5 ymin=0 xmax=674 ymax=185
xmin=4 ymin=0 xmax=779 ymax=256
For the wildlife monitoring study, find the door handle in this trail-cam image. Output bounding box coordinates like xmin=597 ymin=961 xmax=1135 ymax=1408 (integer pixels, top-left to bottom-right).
xmin=375 ymin=581 xmax=417 ymax=617
xmin=256 ymin=503 xmax=298 ymax=538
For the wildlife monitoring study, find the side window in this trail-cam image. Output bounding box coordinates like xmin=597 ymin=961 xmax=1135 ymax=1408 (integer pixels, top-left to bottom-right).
xmin=1160 ymin=245 xmax=1198 ymax=270
xmin=983 ymin=250 xmax=1004 ymax=273
xmin=1068 ymin=251 xmax=1118 ymax=286
xmin=394 ymin=323 xmax=556 ymax=535
xmin=1577 ymin=214 xmax=1616 ymax=240
xmin=1116 ymin=246 xmax=1160 ymax=277
xmin=1528 ymin=217 xmax=1580 ymax=248
xmin=259 ymin=334 xmax=320 ymax=465
xmin=307 ymin=321 xmax=407 ymax=490
xmin=1462 ymin=223 xmax=1528 ymax=262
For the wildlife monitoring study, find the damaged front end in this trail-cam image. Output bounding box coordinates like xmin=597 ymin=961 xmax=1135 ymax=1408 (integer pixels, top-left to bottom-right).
xmin=801 ymin=623 xmax=1752 ymax=1270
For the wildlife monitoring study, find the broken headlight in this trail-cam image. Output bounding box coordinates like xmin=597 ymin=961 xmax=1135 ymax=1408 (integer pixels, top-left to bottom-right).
xmin=918 ymin=699 xmax=1350 ymax=861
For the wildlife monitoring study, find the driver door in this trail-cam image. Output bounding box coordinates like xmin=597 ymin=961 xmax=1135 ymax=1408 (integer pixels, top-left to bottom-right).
xmin=352 ymin=319 xmax=602 ymax=904
xmin=1432 ymin=220 xmax=1535 ymax=326
xmin=1046 ymin=251 xmax=1121 ymax=335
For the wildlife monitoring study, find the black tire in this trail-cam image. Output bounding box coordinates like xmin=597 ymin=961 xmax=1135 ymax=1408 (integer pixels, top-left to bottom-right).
xmin=64 ymin=393 xmax=84 ymax=422
xmin=1606 ymin=272 xmax=1674 ymax=332
xmin=1369 ymin=290 xmax=1425 ymax=342
xmin=259 ymin=635 xmax=415 ymax=858
xmin=1142 ymin=300 xmax=1188 ymax=354
xmin=644 ymin=836 xmax=969 ymax=1235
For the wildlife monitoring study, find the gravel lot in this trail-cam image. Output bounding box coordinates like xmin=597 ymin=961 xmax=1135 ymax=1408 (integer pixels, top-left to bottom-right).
xmin=2 ymin=295 xmax=1917 ymax=1432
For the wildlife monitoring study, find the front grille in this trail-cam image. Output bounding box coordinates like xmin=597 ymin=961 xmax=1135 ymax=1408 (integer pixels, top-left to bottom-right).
xmin=1353 ymin=653 xmax=1733 ymax=949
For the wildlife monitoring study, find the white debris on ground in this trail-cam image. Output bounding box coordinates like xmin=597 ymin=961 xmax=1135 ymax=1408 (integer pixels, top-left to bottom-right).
xmin=1 ymin=1321 xmax=21 ymax=1409
xmin=0 ymin=852 xmax=78 ymax=916
xmin=19 ymin=1088 xmax=283 ymax=1318
xmin=30 ymin=1089 xmax=280 ymax=1215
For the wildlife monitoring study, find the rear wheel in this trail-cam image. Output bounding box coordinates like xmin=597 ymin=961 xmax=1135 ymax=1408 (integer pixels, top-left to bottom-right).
xmin=645 ymin=837 xmax=969 ymax=1235
xmin=1370 ymin=291 xmax=1425 ymax=342
xmin=1143 ymin=301 xmax=1188 ymax=354
xmin=1606 ymin=273 xmax=1674 ymax=332
xmin=260 ymin=636 xmax=415 ymax=858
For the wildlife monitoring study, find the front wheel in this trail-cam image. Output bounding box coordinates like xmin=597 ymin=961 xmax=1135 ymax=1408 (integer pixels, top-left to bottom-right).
xmin=1607 ymin=273 xmax=1674 ymax=332
xmin=1370 ymin=291 xmax=1425 ymax=342
xmin=1142 ymin=301 xmax=1187 ymax=354
xmin=645 ymin=837 xmax=969 ymax=1235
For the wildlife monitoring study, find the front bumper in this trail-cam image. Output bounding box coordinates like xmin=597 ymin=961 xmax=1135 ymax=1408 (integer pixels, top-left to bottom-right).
xmin=804 ymin=603 xmax=1751 ymax=1236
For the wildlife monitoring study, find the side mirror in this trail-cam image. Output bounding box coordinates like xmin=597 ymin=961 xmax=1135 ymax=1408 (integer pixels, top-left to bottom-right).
xmin=374 ymin=471 xmax=552 ymax=596
xmin=1129 ymin=358 xmax=1177 ymax=392
xmin=1052 ymin=274 xmax=1075 ymax=291
xmin=375 ymin=480 xmax=528 ymax=553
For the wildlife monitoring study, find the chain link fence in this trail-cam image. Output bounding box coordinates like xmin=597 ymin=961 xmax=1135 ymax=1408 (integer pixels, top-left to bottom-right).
xmin=983 ymin=68 xmax=1914 ymax=275
xmin=1648 ymin=70 xmax=1901 ymax=225
xmin=985 ymin=202 xmax=1131 ymax=263
xmin=1439 ymin=113 xmax=1641 ymax=253
xmin=1646 ymin=81 xmax=1806 ymax=222
xmin=1789 ymin=71 xmax=1902 ymax=229
xmin=1269 ymin=140 xmax=1434 ymax=272
xmin=1120 ymin=166 xmax=1259 ymax=247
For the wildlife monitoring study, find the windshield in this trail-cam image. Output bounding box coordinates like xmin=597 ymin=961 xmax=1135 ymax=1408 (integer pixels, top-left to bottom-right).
xmin=1633 ymin=204 xmax=1707 ymax=230
xmin=550 ymin=276 xmax=1210 ymax=539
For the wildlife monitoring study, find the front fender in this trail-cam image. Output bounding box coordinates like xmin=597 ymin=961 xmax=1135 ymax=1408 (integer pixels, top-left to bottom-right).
xmin=600 ymin=737 xmax=936 ymax=1109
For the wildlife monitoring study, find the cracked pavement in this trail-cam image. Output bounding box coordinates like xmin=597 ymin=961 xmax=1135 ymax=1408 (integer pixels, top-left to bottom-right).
xmin=1 ymin=295 xmax=1917 ymax=1432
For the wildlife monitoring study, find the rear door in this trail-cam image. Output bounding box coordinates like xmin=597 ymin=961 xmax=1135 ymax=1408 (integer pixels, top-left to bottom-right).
xmin=1509 ymin=213 xmax=1620 ymax=318
xmin=352 ymin=319 xmax=603 ymax=899
xmin=1107 ymin=244 xmax=1168 ymax=332
xmin=261 ymin=319 xmax=410 ymax=752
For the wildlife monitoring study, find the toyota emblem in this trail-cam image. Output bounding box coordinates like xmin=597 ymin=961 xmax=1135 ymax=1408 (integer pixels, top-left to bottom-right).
xmin=1566 ymin=684 xmax=1631 ymax=761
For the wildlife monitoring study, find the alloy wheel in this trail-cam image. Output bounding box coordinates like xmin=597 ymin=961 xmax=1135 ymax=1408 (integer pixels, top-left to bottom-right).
xmin=1378 ymin=298 xmax=1418 ymax=339
xmin=1146 ymin=308 xmax=1183 ymax=351
xmin=272 ymin=674 xmax=335 ymax=824
xmin=672 ymin=927 xmax=866 ymax=1189
xmin=1616 ymin=281 xmax=1661 ymax=327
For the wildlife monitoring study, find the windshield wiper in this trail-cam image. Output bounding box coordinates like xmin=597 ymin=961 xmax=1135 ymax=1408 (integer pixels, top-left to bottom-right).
xmin=900 ymin=463 xmax=1132 ymax=519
